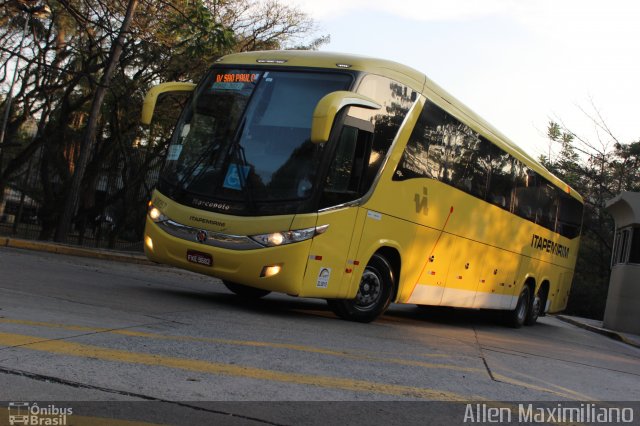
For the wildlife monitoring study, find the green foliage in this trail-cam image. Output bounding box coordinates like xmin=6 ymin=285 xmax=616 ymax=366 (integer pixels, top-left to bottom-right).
xmin=544 ymin=121 xmax=640 ymax=319
xmin=0 ymin=0 xmax=322 ymax=245
xmin=157 ymin=1 xmax=235 ymax=58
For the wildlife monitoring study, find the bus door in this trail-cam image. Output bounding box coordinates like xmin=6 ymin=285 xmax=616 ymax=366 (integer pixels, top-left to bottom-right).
xmin=473 ymin=246 xmax=517 ymax=309
xmin=299 ymin=117 xmax=374 ymax=298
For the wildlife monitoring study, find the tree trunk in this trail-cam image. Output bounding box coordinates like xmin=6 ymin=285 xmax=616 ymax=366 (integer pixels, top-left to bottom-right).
xmin=54 ymin=0 xmax=139 ymax=242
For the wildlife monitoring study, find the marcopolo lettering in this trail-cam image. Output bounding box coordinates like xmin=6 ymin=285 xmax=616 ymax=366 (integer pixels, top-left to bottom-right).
xmin=191 ymin=197 xmax=232 ymax=211
xmin=531 ymin=234 xmax=570 ymax=258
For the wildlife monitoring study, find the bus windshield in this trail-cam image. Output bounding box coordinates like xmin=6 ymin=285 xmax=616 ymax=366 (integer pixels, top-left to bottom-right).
xmin=160 ymin=69 xmax=352 ymax=213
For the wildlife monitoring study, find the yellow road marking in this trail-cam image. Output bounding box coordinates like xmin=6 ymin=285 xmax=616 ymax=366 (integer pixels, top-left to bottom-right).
xmin=492 ymin=373 xmax=585 ymax=400
xmin=494 ymin=366 xmax=598 ymax=401
xmin=0 ymin=318 xmax=481 ymax=374
xmin=0 ymin=331 xmax=470 ymax=401
xmin=0 ymin=317 xmax=588 ymax=400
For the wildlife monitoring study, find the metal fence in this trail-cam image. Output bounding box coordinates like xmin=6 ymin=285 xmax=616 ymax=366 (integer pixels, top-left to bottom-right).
xmin=0 ymin=144 xmax=164 ymax=252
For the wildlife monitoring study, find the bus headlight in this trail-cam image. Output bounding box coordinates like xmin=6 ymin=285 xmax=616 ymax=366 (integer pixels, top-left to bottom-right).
xmin=250 ymin=225 xmax=329 ymax=247
xmin=148 ymin=203 xmax=168 ymax=223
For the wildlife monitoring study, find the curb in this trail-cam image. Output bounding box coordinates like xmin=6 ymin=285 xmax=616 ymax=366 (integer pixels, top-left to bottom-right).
xmin=1 ymin=237 xmax=155 ymax=266
xmin=555 ymin=315 xmax=640 ymax=349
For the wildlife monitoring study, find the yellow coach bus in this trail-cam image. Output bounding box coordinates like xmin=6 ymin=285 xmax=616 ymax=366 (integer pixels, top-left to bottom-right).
xmin=141 ymin=51 xmax=583 ymax=326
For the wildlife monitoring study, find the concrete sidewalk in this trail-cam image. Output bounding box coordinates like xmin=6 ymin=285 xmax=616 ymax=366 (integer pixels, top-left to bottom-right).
xmin=1 ymin=236 xmax=153 ymax=266
xmin=556 ymin=314 xmax=640 ymax=349
xmin=3 ymin=236 xmax=640 ymax=350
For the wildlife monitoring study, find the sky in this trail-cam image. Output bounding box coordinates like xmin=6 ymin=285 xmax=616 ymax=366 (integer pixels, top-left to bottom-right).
xmin=282 ymin=0 xmax=640 ymax=159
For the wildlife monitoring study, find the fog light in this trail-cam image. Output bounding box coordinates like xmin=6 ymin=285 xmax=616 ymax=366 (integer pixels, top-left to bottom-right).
xmin=145 ymin=236 xmax=154 ymax=251
xmin=261 ymin=264 xmax=282 ymax=278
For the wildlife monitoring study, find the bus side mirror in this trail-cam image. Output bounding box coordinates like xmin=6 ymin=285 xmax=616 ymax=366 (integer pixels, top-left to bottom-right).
xmin=310 ymin=91 xmax=381 ymax=144
xmin=141 ymin=82 xmax=197 ymax=125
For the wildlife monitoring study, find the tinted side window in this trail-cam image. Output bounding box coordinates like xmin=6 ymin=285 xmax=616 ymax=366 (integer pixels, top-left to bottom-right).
xmin=536 ymin=183 xmax=559 ymax=230
xmin=322 ymin=75 xmax=413 ymax=208
xmin=394 ymin=100 xmax=487 ymax=194
xmin=444 ymin=124 xmax=485 ymax=197
xmin=557 ymin=192 xmax=583 ymax=239
xmin=393 ymin=99 xmax=583 ymax=238
xmin=487 ymin=144 xmax=515 ymax=210
xmin=350 ymin=75 xmax=414 ymax=189
xmin=512 ymin=165 xmax=537 ymax=221
xmin=322 ymin=118 xmax=373 ymax=207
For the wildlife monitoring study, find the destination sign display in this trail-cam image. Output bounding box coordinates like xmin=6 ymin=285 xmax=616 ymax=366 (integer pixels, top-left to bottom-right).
xmin=212 ymin=72 xmax=260 ymax=90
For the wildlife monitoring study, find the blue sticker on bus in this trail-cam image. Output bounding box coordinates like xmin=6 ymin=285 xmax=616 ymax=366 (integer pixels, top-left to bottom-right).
xmin=223 ymin=164 xmax=250 ymax=190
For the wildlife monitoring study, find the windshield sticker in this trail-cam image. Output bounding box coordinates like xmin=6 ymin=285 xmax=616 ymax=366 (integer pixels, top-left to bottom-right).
xmin=212 ymin=82 xmax=245 ymax=91
xmin=223 ymin=164 xmax=251 ymax=190
xmin=167 ymin=144 xmax=183 ymax=161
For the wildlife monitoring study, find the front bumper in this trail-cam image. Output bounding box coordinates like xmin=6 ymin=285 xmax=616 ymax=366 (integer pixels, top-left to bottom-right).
xmin=144 ymin=217 xmax=311 ymax=295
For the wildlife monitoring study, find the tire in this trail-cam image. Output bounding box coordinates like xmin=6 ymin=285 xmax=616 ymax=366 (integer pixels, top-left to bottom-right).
xmin=505 ymin=285 xmax=531 ymax=328
xmin=326 ymin=254 xmax=394 ymax=323
xmin=525 ymin=291 xmax=541 ymax=326
xmin=223 ymin=280 xmax=271 ymax=299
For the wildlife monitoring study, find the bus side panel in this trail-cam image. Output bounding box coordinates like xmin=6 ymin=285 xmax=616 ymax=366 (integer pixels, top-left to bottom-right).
xmin=299 ymin=206 xmax=365 ymax=298
xmin=440 ymin=237 xmax=485 ymax=308
xmin=348 ymin=209 xmax=416 ymax=301
xmin=473 ymin=246 xmax=518 ymax=310
xmin=549 ymin=270 xmax=574 ymax=312
xmin=402 ymin=229 xmax=453 ymax=306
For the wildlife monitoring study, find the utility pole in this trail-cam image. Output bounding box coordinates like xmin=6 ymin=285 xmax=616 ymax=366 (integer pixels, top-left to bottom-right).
xmin=55 ymin=0 xmax=139 ymax=242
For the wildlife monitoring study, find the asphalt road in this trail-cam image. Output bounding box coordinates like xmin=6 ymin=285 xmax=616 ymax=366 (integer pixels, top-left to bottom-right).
xmin=0 ymin=247 xmax=638 ymax=425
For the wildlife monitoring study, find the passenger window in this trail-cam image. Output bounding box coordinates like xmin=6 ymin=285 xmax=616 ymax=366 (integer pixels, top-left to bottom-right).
xmin=394 ymin=98 xmax=583 ymax=237
xmin=487 ymin=144 xmax=515 ymax=210
xmin=536 ymin=183 xmax=558 ymax=230
xmin=557 ymin=193 xmax=583 ymax=238
xmin=513 ymin=166 xmax=537 ymax=221
xmin=447 ymin=128 xmax=488 ymax=199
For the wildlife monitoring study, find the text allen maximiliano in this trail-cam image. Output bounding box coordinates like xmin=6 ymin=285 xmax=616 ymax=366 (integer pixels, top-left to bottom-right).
xmin=464 ymin=403 xmax=634 ymax=423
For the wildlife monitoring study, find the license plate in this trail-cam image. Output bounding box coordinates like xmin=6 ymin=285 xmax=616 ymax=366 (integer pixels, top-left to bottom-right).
xmin=187 ymin=250 xmax=213 ymax=267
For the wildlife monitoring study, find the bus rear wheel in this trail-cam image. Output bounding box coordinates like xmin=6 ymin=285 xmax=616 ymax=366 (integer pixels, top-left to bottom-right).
xmin=326 ymin=254 xmax=393 ymax=323
xmin=505 ymin=285 xmax=531 ymax=328
xmin=223 ymin=280 xmax=271 ymax=299
xmin=525 ymin=291 xmax=542 ymax=326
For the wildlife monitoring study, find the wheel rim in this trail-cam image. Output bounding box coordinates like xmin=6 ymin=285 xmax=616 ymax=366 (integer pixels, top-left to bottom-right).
xmin=354 ymin=269 xmax=382 ymax=311
xmin=516 ymin=289 xmax=530 ymax=323
xmin=531 ymin=296 xmax=541 ymax=318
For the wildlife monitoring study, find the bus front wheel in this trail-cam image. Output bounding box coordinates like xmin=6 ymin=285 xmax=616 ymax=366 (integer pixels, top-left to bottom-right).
xmin=326 ymin=254 xmax=393 ymax=323
xmin=223 ymin=280 xmax=271 ymax=299
xmin=505 ymin=285 xmax=531 ymax=328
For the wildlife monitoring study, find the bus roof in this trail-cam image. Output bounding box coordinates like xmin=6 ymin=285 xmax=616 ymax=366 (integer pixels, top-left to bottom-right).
xmin=217 ymin=51 xmax=583 ymax=203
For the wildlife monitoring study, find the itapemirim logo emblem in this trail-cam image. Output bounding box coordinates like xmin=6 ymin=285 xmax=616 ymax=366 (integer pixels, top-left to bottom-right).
xmin=7 ymin=402 xmax=72 ymax=426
